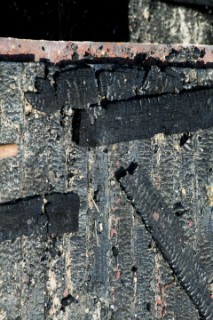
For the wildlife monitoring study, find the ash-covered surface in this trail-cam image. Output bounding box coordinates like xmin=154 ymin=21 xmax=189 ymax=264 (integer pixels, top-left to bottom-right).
xmin=0 ymin=60 xmax=213 ymax=319
xmin=129 ymin=0 xmax=213 ymax=44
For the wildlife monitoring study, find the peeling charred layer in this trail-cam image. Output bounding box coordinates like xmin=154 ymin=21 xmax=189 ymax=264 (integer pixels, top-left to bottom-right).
xmin=25 ymin=67 xmax=99 ymax=115
xmin=0 ymin=192 xmax=80 ymax=241
xmin=78 ymin=88 xmax=213 ymax=146
xmin=25 ymin=77 xmax=58 ymax=115
xmin=117 ymin=166 xmax=213 ymax=320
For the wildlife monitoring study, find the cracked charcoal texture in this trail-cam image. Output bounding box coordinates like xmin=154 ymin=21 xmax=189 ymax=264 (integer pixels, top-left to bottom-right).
xmin=26 ymin=67 xmax=98 ymax=115
xmin=56 ymin=67 xmax=98 ymax=109
xmin=99 ymin=67 xmax=145 ymax=101
xmin=0 ymin=62 xmax=213 ymax=320
xmin=25 ymin=78 xmax=58 ymax=114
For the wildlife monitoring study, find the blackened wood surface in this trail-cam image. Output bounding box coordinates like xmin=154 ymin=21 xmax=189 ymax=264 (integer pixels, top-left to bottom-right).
xmin=0 ymin=192 xmax=79 ymax=241
xmin=0 ymin=196 xmax=44 ymax=241
xmin=0 ymin=61 xmax=212 ymax=320
xmin=99 ymin=68 xmax=145 ymax=101
xmin=78 ymin=89 xmax=213 ymax=146
xmin=56 ymin=68 xmax=98 ymax=109
xmin=118 ymin=166 xmax=213 ymax=319
xmin=129 ymin=0 xmax=213 ymax=44
xmin=46 ymin=192 xmax=79 ymax=234
xmin=26 ymin=68 xmax=98 ymax=114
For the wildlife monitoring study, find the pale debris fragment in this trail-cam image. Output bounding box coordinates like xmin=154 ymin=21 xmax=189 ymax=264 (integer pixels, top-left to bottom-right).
xmin=0 ymin=144 xmax=18 ymax=159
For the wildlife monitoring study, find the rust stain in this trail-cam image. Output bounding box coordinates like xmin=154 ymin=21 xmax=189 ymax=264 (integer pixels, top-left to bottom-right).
xmin=116 ymin=270 xmax=121 ymax=280
xmin=0 ymin=38 xmax=212 ymax=64
xmin=159 ymin=281 xmax=175 ymax=319
xmin=110 ymin=228 xmax=117 ymax=237
xmin=188 ymin=220 xmax=193 ymax=228
xmin=63 ymin=288 xmax=69 ymax=298
xmin=155 ymin=280 xmax=176 ymax=319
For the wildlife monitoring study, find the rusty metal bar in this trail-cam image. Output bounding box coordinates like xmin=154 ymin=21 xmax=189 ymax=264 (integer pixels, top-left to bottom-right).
xmin=0 ymin=37 xmax=212 ymax=64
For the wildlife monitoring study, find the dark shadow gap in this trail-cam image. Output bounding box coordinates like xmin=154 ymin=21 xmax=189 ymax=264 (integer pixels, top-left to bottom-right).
xmin=0 ymin=0 xmax=129 ymax=41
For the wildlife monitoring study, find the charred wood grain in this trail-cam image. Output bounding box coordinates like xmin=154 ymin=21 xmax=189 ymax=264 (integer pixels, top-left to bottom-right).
xmin=99 ymin=68 xmax=145 ymax=101
xmin=1 ymin=61 xmax=213 ymax=319
xmin=77 ymin=89 xmax=213 ymax=146
xmin=0 ymin=192 xmax=79 ymax=241
xmin=25 ymin=67 xmax=98 ymax=115
xmin=45 ymin=192 xmax=79 ymax=234
xmin=25 ymin=78 xmax=58 ymax=114
xmin=117 ymin=165 xmax=213 ymax=320
xmin=56 ymin=67 xmax=98 ymax=109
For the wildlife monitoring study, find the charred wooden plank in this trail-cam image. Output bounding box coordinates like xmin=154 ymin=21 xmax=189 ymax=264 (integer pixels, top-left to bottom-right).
xmin=99 ymin=68 xmax=145 ymax=101
xmin=25 ymin=78 xmax=58 ymax=114
xmin=25 ymin=67 xmax=98 ymax=115
xmin=56 ymin=67 xmax=98 ymax=109
xmin=0 ymin=192 xmax=80 ymax=241
xmin=46 ymin=192 xmax=79 ymax=234
xmin=117 ymin=164 xmax=213 ymax=320
xmin=77 ymin=89 xmax=213 ymax=146
xmin=0 ymin=195 xmax=44 ymax=241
